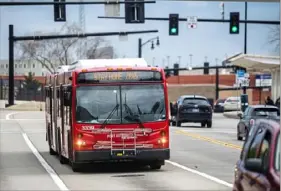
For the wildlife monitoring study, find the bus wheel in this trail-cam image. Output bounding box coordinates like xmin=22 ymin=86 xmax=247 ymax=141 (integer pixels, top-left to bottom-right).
xmin=150 ymin=160 xmax=163 ymax=170
xmin=49 ymin=147 xmax=56 ymax=155
xmin=150 ymin=164 xmax=162 ymax=170
xmin=71 ymin=163 xmax=82 ymax=172
xmin=59 ymin=153 xmax=68 ymax=164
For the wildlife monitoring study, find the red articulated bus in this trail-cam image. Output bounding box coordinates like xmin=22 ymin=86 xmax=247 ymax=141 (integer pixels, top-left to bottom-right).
xmin=45 ymin=58 xmax=170 ymax=172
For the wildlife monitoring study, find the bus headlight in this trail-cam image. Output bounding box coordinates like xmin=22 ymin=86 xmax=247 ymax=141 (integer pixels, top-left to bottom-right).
xmin=76 ymin=139 xmax=86 ymax=146
xmin=158 ymin=137 xmax=167 ymax=144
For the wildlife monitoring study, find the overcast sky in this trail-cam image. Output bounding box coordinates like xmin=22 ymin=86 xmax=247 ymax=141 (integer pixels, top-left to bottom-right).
xmin=0 ymin=1 xmax=279 ymax=67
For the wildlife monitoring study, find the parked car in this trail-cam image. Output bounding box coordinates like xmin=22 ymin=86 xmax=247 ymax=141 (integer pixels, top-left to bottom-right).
xmin=233 ymin=118 xmax=280 ymax=191
xmin=171 ymin=95 xmax=213 ymax=127
xmin=213 ymin=98 xmax=226 ymax=113
xmin=237 ymin=105 xmax=280 ymax=141
xmin=224 ymin=96 xmax=241 ymax=112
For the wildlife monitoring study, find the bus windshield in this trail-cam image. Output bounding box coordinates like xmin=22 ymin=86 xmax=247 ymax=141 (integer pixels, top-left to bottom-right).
xmin=76 ymin=84 xmax=166 ymax=124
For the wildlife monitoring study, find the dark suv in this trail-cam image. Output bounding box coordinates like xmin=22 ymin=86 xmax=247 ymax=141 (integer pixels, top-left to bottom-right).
xmin=171 ymin=95 xmax=212 ymax=127
xmin=233 ymin=118 xmax=280 ymax=191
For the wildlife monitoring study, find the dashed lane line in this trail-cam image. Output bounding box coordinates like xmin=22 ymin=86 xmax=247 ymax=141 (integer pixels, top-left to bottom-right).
xmin=175 ymin=130 xmax=242 ymax=150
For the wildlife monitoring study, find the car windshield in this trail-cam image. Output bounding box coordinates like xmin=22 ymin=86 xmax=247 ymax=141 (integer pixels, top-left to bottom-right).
xmin=217 ymin=99 xmax=226 ymax=103
xmin=183 ymin=98 xmax=209 ymax=105
xmin=274 ymin=132 xmax=280 ymax=171
xmin=253 ymin=108 xmax=280 ymax=117
xmin=75 ymin=84 xmax=166 ymax=124
xmin=226 ymin=98 xmax=239 ymax=102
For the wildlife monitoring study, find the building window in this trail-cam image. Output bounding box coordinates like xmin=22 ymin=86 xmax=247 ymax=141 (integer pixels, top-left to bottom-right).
xmin=33 ymin=64 xmax=35 ymax=68
xmin=24 ymin=64 xmax=26 ymax=68
xmin=15 ymin=64 xmax=17 ymax=68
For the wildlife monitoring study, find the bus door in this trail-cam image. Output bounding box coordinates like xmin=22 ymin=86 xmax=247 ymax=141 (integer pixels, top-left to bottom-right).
xmin=52 ymin=85 xmax=58 ymax=150
xmin=62 ymin=85 xmax=72 ymax=158
xmin=49 ymin=87 xmax=54 ymax=146
xmin=59 ymin=84 xmax=65 ymax=152
xmin=56 ymin=85 xmax=63 ymax=153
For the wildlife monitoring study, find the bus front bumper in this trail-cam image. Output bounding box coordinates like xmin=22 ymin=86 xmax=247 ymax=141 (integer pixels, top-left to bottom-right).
xmin=74 ymin=148 xmax=170 ymax=163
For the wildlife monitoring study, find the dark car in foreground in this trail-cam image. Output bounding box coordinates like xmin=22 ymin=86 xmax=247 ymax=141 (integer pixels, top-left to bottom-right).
xmin=213 ymin=98 xmax=226 ymax=113
xmin=237 ymin=105 xmax=280 ymax=141
xmin=233 ymin=118 xmax=280 ymax=191
xmin=171 ymin=95 xmax=212 ymax=127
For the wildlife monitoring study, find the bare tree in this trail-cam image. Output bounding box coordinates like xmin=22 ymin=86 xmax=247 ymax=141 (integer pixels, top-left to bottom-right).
xmin=15 ymin=23 xmax=115 ymax=74
xmin=268 ymin=25 xmax=280 ymax=53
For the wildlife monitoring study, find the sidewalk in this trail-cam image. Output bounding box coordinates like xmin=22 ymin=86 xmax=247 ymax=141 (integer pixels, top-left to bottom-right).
xmin=223 ymin=111 xmax=242 ymax=119
xmin=0 ymin=100 xmax=45 ymax=111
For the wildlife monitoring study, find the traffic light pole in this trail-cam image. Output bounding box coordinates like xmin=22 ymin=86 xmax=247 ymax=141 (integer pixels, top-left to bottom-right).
xmin=97 ymin=16 xmax=280 ymax=25
xmin=243 ymin=2 xmax=248 ymax=95
xmin=138 ymin=36 xmax=159 ymax=58
xmin=7 ymin=24 xmax=158 ymax=106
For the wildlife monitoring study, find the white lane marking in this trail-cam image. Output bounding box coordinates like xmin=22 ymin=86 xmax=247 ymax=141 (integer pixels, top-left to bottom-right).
xmin=166 ymin=160 xmax=233 ymax=188
xmin=22 ymin=133 xmax=69 ymax=191
xmin=5 ymin=112 xmax=18 ymax=120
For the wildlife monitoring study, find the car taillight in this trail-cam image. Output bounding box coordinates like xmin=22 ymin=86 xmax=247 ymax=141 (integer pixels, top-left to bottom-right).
xmin=250 ymin=119 xmax=255 ymax=126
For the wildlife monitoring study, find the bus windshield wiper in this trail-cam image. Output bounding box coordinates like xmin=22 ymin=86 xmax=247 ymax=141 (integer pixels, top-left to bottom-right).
xmin=123 ymin=104 xmax=145 ymax=129
xmin=100 ymin=104 xmax=119 ymax=129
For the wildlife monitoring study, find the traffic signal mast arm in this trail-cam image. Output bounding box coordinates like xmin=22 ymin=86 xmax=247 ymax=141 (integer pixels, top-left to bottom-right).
xmin=0 ymin=1 xmax=156 ymax=6
xmin=97 ymin=16 xmax=280 ymax=25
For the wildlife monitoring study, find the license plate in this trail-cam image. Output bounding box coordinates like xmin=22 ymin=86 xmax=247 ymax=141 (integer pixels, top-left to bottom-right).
xmin=192 ymin=108 xmax=199 ymax=112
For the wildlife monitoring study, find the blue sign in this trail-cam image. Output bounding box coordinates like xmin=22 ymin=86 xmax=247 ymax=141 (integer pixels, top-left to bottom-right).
xmin=255 ymin=74 xmax=271 ymax=80
xmin=237 ymin=70 xmax=245 ymax=78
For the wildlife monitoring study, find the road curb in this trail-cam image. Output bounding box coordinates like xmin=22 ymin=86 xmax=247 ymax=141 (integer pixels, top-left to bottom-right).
xmin=223 ymin=112 xmax=241 ymax=119
xmin=3 ymin=102 xmax=45 ymax=111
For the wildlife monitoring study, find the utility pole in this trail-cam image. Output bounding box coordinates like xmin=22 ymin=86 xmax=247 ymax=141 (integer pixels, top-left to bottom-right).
xmin=243 ymin=2 xmax=248 ymax=95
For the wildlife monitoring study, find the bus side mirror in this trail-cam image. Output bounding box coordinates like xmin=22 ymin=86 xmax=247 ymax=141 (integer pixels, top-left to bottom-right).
xmin=64 ymin=92 xmax=71 ymax=106
xmin=63 ymin=86 xmax=72 ymax=106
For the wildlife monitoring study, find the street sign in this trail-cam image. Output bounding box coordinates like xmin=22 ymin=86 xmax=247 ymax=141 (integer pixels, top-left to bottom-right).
xmin=240 ymin=78 xmax=249 ymax=87
xmin=237 ymin=69 xmax=245 ymax=78
xmin=187 ymin=16 xmax=197 ymax=29
xmin=104 ymin=0 xmax=120 ymax=17
xmin=244 ymin=73 xmax=249 ymax=78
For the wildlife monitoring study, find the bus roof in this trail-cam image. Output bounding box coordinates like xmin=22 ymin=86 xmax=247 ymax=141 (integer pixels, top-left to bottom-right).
xmin=68 ymin=58 xmax=149 ymax=72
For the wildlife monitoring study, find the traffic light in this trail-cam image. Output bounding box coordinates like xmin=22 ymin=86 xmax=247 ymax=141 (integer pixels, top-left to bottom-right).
xmin=54 ymin=0 xmax=66 ymax=22
xmin=229 ymin=12 xmax=239 ymax=34
xmin=169 ymin=14 xmax=179 ymax=36
xmin=125 ymin=0 xmax=145 ymax=24
xmin=173 ymin=63 xmax=179 ymax=76
xmin=203 ymin=62 xmax=209 ymax=75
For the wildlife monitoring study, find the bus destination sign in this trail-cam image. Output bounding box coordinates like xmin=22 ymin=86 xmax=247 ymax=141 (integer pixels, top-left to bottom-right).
xmin=77 ymin=71 xmax=162 ymax=83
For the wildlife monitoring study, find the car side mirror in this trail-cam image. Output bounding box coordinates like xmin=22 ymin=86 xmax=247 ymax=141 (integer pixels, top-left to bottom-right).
xmin=244 ymin=158 xmax=264 ymax=173
xmin=237 ymin=113 xmax=243 ymax=119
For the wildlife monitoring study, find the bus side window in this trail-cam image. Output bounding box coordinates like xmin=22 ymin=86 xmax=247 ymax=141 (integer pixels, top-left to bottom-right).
xmin=63 ymin=90 xmax=68 ymax=125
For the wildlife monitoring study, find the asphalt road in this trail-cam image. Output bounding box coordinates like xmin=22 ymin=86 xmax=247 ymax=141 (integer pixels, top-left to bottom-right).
xmin=0 ymin=110 xmax=241 ymax=190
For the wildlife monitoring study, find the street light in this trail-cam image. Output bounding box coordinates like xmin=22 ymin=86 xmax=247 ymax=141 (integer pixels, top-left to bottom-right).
xmin=138 ymin=36 xmax=160 ymax=58
xmin=151 ymin=41 xmax=154 ymax=50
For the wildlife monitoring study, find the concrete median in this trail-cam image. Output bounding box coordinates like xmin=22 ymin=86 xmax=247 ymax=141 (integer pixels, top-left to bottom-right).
xmin=223 ymin=111 xmax=242 ymax=119
xmin=1 ymin=100 xmax=45 ymax=111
